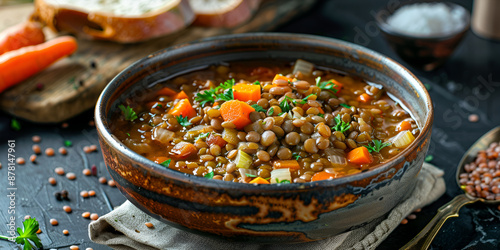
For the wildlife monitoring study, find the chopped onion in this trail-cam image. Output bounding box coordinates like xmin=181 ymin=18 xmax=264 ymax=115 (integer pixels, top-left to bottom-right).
xmin=324 ymin=148 xmax=347 ymax=167
xmin=239 ymin=168 xmax=257 ymax=178
xmin=234 ymin=150 xmax=253 ymax=169
xmin=391 ymin=131 xmax=416 ymax=148
xmin=292 ymin=59 xmax=314 ymax=77
xmin=151 ymin=127 xmax=175 ymax=144
xmin=270 ymin=168 xmax=291 ymax=184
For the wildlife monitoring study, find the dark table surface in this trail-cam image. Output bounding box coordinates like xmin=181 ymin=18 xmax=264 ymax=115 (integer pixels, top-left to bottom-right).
xmin=1 ymin=0 xmax=499 ymax=249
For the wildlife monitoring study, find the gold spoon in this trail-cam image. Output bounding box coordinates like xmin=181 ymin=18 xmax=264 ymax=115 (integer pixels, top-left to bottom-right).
xmin=401 ymin=126 xmax=500 ymax=250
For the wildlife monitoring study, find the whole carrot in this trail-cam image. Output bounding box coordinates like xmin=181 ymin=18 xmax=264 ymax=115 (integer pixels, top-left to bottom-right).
xmin=0 ymin=36 xmax=77 ymax=93
xmin=0 ymin=21 xmax=45 ymax=55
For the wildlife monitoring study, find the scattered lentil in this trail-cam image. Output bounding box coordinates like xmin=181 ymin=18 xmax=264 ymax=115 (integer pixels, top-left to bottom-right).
xmin=89 ymin=144 xmax=98 ymax=152
xmin=32 ymin=144 xmax=41 ymax=154
xmin=61 ymin=189 xmax=69 ymax=199
xmin=82 ymin=212 xmax=91 ymax=218
xmin=36 ymin=228 xmax=42 ymax=234
xmin=69 ymin=245 xmax=79 ymax=250
xmin=16 ymin=157 xmax=25 ymax=165
xmin=50 ymin=218 xmax=58 ymax=226
xmin=24 ymin=215 xmax=31 ymax=220
xmin=48 ymin=177 xmax=57 ymax=185
xmin=66 ymin=172 xmax=76 ymax=180
xmin=45 ymin=147 xmax=55 ymax=156
xmin=468 ymin=114 xmax=479 ymax=122
xmin=88 ymin=190 xmax=96 ymax=196
xmin=63 ymin=229 xmax=69 ymax=235
xmin=29 ymin=154 xmax=37 ymax=163
xmin=83 ymin=169 xmax=92 ymax=176
xmin=400 ymin=218 xmax=408 ymax=225
xmin=32 ymin=135 xmax=41 ymax=143
xmin=407 ymin=214 xmax=417 ymax=220
xmin=99 ymin=177 xmax=107 ymax=184
xmin=90 ymin=213 xmax=99 ymax=220
xmin=80 ymin=190 xmax=89 ymax=198
xmin=108 ymin=180 xmax=116 ymax=187
xmin=59 ymin=147 xmax=68 ymax=155
xmin=55 ymin=167 xmax=65 ymax=175
xmin=63 ymin=205 xmax=72 ymax=213
xmin=83 ymin=146 xmax=91 ymax=153
xmin=145 ymin=222 xmax=154 ymax=228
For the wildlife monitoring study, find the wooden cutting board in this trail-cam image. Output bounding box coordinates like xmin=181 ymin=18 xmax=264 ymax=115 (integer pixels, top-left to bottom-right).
xmin=0 ymin=0 xmax=316 ymax=123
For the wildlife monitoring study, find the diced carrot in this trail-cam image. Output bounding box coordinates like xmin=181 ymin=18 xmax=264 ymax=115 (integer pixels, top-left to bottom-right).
xmin=317 ymin=107 xmax=325 ymax=114
xmin=397 ymin=121 xmax=412 ymax=131
xmin=171 ymin=141 xmax=197 ymax=159
xmin=174 ymin=90 xmax=188 ymax=100
xmin=311 ymin=171 xmax=335 ymax=182
xmin=233 ymin=84 xmax=261 ymax=102
xmin=249 ymin=177 xmax=270 ymax=184
xmin=273 ymin=160 xmax=300 ymax=170
xmin=358 ymin=93 xmax=371 ymax=103
xmin=347 ymin=147 xmax=373 ymax=164
xmin=153 ymin=156 xmax=169 ymax=164
xmin=167 ymin=99 xmax=196 ymax=118
xmin=206 ymin=134 xmax=227 ymax=148
xmin=331 ymin=79 xmax=344 ymax=93
xmin=0 ymin=21 xmax=45 ymax=56
xmin=219 ymin=100 xmax=255 ymax=130
xmin=156 ymin=87 xmax=178 ymax=96
xmin=213 ymin=102 xmax=219 ymax=108
xmin=272 ymin=74 xmax=293 ymax=85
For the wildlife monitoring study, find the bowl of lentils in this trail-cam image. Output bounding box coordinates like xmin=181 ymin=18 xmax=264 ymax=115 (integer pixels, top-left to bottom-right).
xmin=95 ymin=33 xmax=433 ymax=242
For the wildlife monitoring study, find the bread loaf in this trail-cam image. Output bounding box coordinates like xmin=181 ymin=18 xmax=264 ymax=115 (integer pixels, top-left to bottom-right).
xmin=189 ymin=0 xmax=261 ymax=28
xmin=32 ymin=0 xmax=195 ymax=43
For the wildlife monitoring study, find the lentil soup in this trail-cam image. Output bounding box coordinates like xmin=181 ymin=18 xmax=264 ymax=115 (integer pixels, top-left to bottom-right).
xmin=110 ymin=60 xmax=420 ymax=184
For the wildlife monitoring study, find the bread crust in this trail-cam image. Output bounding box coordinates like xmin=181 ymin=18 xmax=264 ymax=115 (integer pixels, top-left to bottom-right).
xmin=191 ymin=0 xmax=261 ymax=28
xmin=32 ymin=0 xmax=195 ymax=43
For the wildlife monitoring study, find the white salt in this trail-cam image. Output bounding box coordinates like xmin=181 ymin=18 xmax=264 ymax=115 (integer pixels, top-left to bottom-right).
xmin=387 ymin=3 xmax=467 ymax=36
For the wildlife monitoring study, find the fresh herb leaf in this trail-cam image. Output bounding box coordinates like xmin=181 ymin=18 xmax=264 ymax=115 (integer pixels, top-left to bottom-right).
xmin=279 ymin=96 xmax=293 ymax=113
xmin=315 ymin=77 xmax=339 ymax=93
xmin=296 ymin=94 xmax=315 ymax=105
xmin=278 ymin=112 xmax=285 ymax=116
xmin=276 ymin=178 xmax=291 ymax=184
xmin=152 ymin=103 xmax=163 ymax=109
xmin=195 ymin=132 xmax=211 ymax=141
xmin=425 ymin=155 xmax=434 ymax=162
xmin=332 ymin=114 xmax=351 ymax=133
xmin=251 ymin=104 xmax=266 ymax=112
xmin=268 ymin=107 xmax=274 ymax=115
xmin=160 ymin=159 xmax=171 ymax=168
xmin=340 ymin=103 xmax=351 ymax=109
xmin=219 ymin=78 xmax=235 ymax=90
xmin=364 ymin=140 xmax=391 ymax=153
xmin=253 ymin=81 xmax=261 ymax=85
xmin=64 ymin=140 xmax=72 ymax=147
xmin=118 ymin=105 xmax=138 ymax=121
xmin=195 ymin=89 xmax=217 ymax=107
xmin=292 ymin=152 xmax=301 ymax=160
xmin=176 ymin=115 xmax=192 ymax=127
xmin=215 ymin=88 xmax=234 ymax=102
xmin=0 ymin=218 xmax=42 ymax=250
xmin=126 ymin=133 xmax=131 ymax=137
xmin=11 ymin=118 xmax=21 ymax=131
xmin=245 ymin=173 xmax=258 ymax=177
xmin=204 ymin=171 xmax=214 ymax=179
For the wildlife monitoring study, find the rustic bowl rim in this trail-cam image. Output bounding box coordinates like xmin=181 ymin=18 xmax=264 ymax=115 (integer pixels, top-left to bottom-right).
xmin=95 ymin=32 xmax=434 ymax=191
xmin=375 ymin=1 xmax=471 ymax=40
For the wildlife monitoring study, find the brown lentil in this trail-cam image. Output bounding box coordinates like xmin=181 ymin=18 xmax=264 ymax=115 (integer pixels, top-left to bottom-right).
xmin=63 ymin=229 xmax=69 ymax=235
xmin=89 ymin=190 xmax=96 ymax=196
xmin=70 ymin=246 xmax=79 ymax=250
xmin=16 ymin=157 xmax=25 ymax=165
xmin=32 ymin=135 xmax=41 ymax=142
xmin=50 ymin=218 xmax=58 ymax=226
xmin=83 ymin=169 xmax=92 ymax=176
xmin=90 ymin=213 xmax=99 ymax=220
xmin=59 ymin=147 xmax=68 ymax=155
xmin=80 ymin=190 xmax=89 ymax=198
xmin=99 ymin=177 xmax=107 ymax=184
xmin=82 ymin=212 xmax=91 ymax=218
xmin=55 ymin=167 xmax=65 ymax=175
xmin=66 ymin=172 xmax=76 ymax=180
xmin=48 ymin=177 xmax=57 ymax=185
xmin=36 ymin=228 xmax=42 ymax=234
xmin=45 ymin=147 xmax=55 ymax=156
xmin=29 ymin=154 xmax=37 ymax=163
xmin=63 ymin=205 xmax=72 ymax=213
xmin=108 ymin=179 xmax=116 ymax=187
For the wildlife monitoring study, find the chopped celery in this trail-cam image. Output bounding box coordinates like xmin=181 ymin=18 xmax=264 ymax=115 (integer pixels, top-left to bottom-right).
xmin=270 ymin=168 xmax=291 ymax=184
xmin=234 ymin=150 xmax=253 ymax=169
xmin=392 ymin=131 xmax=415 ymax=148
xmin=292 ymin=59 xmax=314 ymax=77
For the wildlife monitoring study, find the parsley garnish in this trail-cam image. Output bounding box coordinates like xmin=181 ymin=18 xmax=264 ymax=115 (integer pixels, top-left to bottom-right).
xmin=318 ymin=113 xmax=324 ymax=118
xmin=268 ymin=107 xmax=274 ymax=115
xmin=195 ymin=79 xmax=235 ymax=106
xmin=332 ymin=114 xmax=351 ymax=133
xmin=118 ymin=105 xmax=138 ymax=121
xmin=425 ymin=155 xmax=434 ymax=162
xmin=292 ymin=152 xmax=301 ymax=160
xmin=11 ymin=118 xmax=21 ymax=131
xmin=278 ymin=112 xmax=285 ymax=116
xmin=0 ymin=218 xmax=42 ymax=250
xmin=279 ymin=96 xmax=293 ymax=113
xmin=340 ymin=103 xmax=351 ymax=109
xmin=204 ymin=171 xmax=214 ymax=179
xmin=160 ymin=159 xmax=171 ymax=168
xmin=64 ymin=140 xmax=72 ymax=147
xmin=251 ymin=104 xmax=266 ymax=112
xmin=315 ymin=77 xmax=339 ymax=93
xmin=253 ymin=81 xmax=260 ymax=85
xmin=195 ymin=132 xmax=211 ymax=141
xmin=364 ymin=140 xmax=391 ymax=153
xmin=245 ymin=173 xmax=258 ymax=177
xmin=295 ymin=94 xmax=315 ymax=105
xmin=176 ymin=115 xmax=192 ymax=127
xmin=276 ymin=178 xmax=291 ymax=184
xmin=126 ymin=133 xmax=131 ymax=137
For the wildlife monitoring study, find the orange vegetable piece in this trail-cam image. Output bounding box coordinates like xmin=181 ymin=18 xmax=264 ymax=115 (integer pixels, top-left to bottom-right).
xmin=311 ymin=171 xmax=336 ymax=182
xmin=347 ymin=147 xmax=373 ymax=164
xmin=153 ymin=156 xmax=169 ymax=164
xmin=213 ymin=102 xmax=219 ymax=108
xmin=272 ymin=74 xmax=293 ymax=85
xmin=331 ymin=79 xmax=344 ymax=93
xmin=206 ymin=134 xmax=227 ymax=148
xmin=0 ymin=21 xmax=45 ymax=56
xmin=249 ymin=177 xmax=270 ymax=184
xmin=219 ymin=100 xmax=255 ymax=130
xmin=358 ymin=93 xmax=371 ymax=103
xmin=174 ymin=90 xmax=188 ymax=100
xmin=397 ymin=121 xmax=412 ymax=131
xmin=156 ymin=87 xmax=178 ymax=96
xmin=171 ymin=142 xmax=197 ymax=159
xmin=273 ymin=160 xmax=300 ymax=170
xmin=168 ymin=99 xmax=196 ymax=118
xmin=317 ymin=107 xmax=325 ymax=114
xmin=233 ymin=84 xmax=261 ymax=102
xmin=0 ymin=36 xmax=77 ymax=93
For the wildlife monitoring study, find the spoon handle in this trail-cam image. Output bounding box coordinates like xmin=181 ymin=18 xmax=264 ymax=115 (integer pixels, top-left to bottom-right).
xmin=400 ymin=194 xmax=479 ymax=250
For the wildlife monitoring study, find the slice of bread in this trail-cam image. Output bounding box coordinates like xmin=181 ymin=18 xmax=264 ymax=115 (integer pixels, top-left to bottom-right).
xmin=31 ymin=0 xmax=195 ymax=43
xmin=189 ymin=0 xmax=261 ymax=28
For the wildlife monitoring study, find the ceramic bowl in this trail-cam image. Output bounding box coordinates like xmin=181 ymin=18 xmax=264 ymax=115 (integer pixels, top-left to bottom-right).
xmin=95 ymin=33 xmax=433 ymax=243
xmin=375 ymin=1 xmax=470 ymax=71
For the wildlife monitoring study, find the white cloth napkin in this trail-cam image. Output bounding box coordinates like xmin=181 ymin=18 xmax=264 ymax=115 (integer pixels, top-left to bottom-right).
xmin=88 ymin=162 xmax=445 ymax=250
